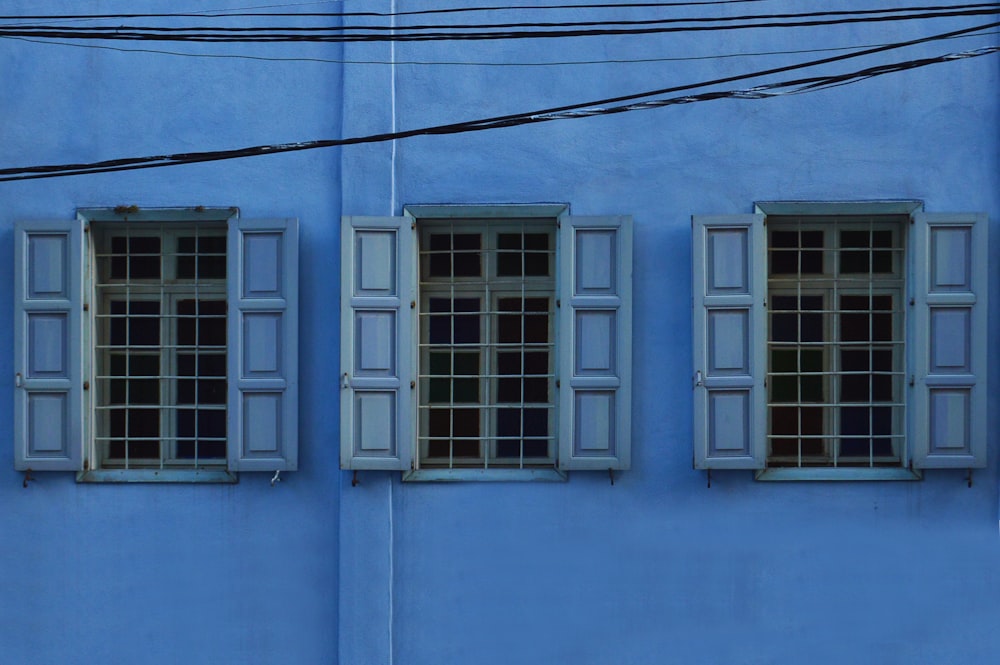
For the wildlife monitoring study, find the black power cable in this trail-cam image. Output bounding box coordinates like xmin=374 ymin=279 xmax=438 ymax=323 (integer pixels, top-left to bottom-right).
xmin=0 ymin=20 xmax=995 ymax=181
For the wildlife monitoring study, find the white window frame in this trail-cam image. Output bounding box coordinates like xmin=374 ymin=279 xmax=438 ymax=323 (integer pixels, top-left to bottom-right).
xmin=416 ymin=218 xmax=558 ymax=471
xmin=692 ymin=201 xmax=988 ymax=481
xmin=12 ymin=208 xmax=298 ymax=482
xmin=340 ymin=205 xmax=632 ymax=481
xmin=90 ymin=223 xmax=229 ymax=474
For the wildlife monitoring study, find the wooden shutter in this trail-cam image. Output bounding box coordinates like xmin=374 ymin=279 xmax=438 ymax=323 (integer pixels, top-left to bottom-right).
xmin=557 ymin=216 xmax=632 ymax=471
xmin=13 ymin=219 xmax=84 ymax=471
xmin=227 ymin=218 xmax=299 ymax=471
xmin=911 ymin=212 xmax=987 ymax=469
xmin=340 ymin=216 xmax=414 ymax=470
xmin=692 ymin=214 xmax=766 ymax=469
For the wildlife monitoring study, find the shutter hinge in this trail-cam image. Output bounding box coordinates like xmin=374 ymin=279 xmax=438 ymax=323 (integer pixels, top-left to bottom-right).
xmin=908 ymin=375 xmax=915 ymax=387
xmin=14 ymin=372 xmax=22 ymax=388
xmin=556 ymin=299 xmax=561 ymax=308
xmin=83 ymin=302 xmax=89 ymax=312
xmin=411 ymin=301 xmax=416 ymax=309
xmin=410 ymin=381 xmax=415 ymax=389
xmin=342 ymin=373 xmax=349 ymax=389
xmin=555 ymin=379 xmax=560 ymax=389
xmin=909 ymin=297 xmax=915 ymax=306
xmin=83 ymin=381 xmax=90 ymax=390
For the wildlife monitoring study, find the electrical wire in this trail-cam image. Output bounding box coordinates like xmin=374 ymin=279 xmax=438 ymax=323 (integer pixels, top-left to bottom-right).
xmin=2 ymin=4 xmax=999 ymax=43
xmin=1 ymin=20 xmax=995 ymax=182
xmin=0 ymin=2 xmax=792 ymax=22
xmin=6 ymin=28 xmax=996 ymax=66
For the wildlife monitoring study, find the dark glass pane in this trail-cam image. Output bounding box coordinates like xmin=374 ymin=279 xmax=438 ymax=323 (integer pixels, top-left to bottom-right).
xmin=111 ymin=237 xmax=127 ymax=279
xmin=497 ymin=252 xmax=521 ymax=277
xmin=131 ymin=355 xmax=159 ymax=376
xmin=452 ymin=234 xmax=481 ymax=277
xmin=178 ymin=301 xmax=196 ymax=346
xmin=871 ymin=230 xmax=893 ymax=273
xmin=800 ymin=231 xmax=823 ymax=274
xmin=523 ymin=352 xmax=548 ymax=375
xmin=840 ymin=406 xmax=893 ymax=457
xmin=770 ymin=350 xmax=798 ymax=403
xmin=199 ymin=301 xmax=227 ymax=346
xmin=840 ymin=296 xmax=870 ymax=342
xmin=524 ymin=314 xmax=548 ymax=344
xmin=110 ymin=379 xmax=126 ymax=404
xmin=176 ymin=236 xmax=196 ymax=279
xmin=453 ymin=313 xmax=479 ymax=345
xmin=198 ymin=237 xmax=227 ymax=279
xmin=770 ymin=231 xmax=823 ymax=275
xmin=128 ymin=378 xmax=159 ymax=405
xmin=452 ymin=378 xmax=479 ymax=402
xmin=840 ymin=231 xmax=869 ymax=274
xmin=498 ymin=314 xmax=521 ymax=344
xmin=449 ymin=352 xmax=475 ymax=376
xmin=198 ymin=378 xmax=226 ymax=404
xmin=428 ymin=378 xmax=450 ymax=402
xmin=799 ymin=296 xmax=823 ymax=342
xmin=118 ymin=236 xmax=162 ymax=280
xmin=498 ymin=378 xmax=520 ymax=403
xmin=769 ymin=232 xmax=798 ymax=275
xmin=199 ymin=354 xmax=226 ymax=377
xmin=524 ymin=253 xmax=549 ymax=277
xmin=523 ymin=378 xmax=548 ymax=403
xmin=497 ymin=352 xmax=520 ymax=375
xmin=428 ymin=233 xmax=452 ymax=277
xmin=178 ymin=378 xmax=196 ymax=404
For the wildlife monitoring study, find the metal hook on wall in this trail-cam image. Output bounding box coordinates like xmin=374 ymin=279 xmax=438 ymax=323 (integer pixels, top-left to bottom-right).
xmin=22 ymin=469 xmax=34 ymax=489
xmin=270 ymin=469 xmax=281 ymax=487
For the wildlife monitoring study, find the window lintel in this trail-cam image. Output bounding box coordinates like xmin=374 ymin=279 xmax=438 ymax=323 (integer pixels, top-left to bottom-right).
xmin=754 ymin=201 xmax=923 ymax=217
xmin=404 ymin=203 xmax=568 ymax=221
xmin=78 ymin=207 xmax=238 ymax=224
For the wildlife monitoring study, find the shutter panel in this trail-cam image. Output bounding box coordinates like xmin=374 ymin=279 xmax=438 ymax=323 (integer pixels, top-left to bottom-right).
xmin=13 ymin=219 xmax=84 ymax=471
xmin=340 ymin=216 xmax=414 ymax=470
xmin=227 ymin=218 xmax=299 ymax=472
xmin=911 ymin=212 xmax=987 ymax=469
xmin=558 ymin=216 xmax=632 ymax=471
xmin=692 ymin=214 xmax=766 ymax=469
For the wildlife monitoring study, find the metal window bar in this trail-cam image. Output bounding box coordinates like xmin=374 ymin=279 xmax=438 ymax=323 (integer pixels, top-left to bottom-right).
xmin=417 ymin=220 xmax=556 ymax=470
xmin=92 ymin=224 xmax=227 ymax=470
xmin=766 ymin=218 xmax=905 ymax=468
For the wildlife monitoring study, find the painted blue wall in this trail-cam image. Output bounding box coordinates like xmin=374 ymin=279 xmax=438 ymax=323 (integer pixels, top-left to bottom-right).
xmin=2 ymin=2 xmax=999 ymax=664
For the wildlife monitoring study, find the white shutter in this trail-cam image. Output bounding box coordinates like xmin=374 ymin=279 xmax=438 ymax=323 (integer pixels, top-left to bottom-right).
xmin=692 ymin=214 xmax=766 ymax=469
xmin=340 ymin=216 xmax=414 ymax=470
xmin=13 ymin=219 xmax=84 ymax=471
xmin=558 ymin=215 xmax=632 ymax=471
xmin=227 ymin=218 xmax=299 ymax=471
xmin=910 ymin=212 xmax=987 ymax=469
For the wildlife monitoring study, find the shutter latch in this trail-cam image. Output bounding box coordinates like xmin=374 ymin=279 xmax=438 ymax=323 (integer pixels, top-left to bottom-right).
xmin=14 ymin=372 xmax=22 ymax=388
xmin=694 ymin=370 xmax=703 ymax=388
xmin=342 ymin=373 xmax=350 ymax=389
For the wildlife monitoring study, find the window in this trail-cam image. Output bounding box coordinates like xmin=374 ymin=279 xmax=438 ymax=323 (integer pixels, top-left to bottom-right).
xmin=13 ymin=209 xmax=298 ymax=481
xmin=767 ymin=217 xmax=905 ymax=468
xmin=692 ymin=203 xmax=987 ymax=479
xmin=93 ymin=225 xmax=229 ymax=470
xmin=340 ymin=206 xmax=632 ymax=480
xmin=418 ymin=220 xmax=556 ymax=468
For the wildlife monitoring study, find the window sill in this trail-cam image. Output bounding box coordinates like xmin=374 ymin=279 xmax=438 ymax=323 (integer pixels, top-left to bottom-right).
xmin=402 ymin=467 xmax=567 ymax=482
xmin=754 ymin=467 xmax=921 ymax=481
xmin=77 ymin=469 xmax=238 ymax=483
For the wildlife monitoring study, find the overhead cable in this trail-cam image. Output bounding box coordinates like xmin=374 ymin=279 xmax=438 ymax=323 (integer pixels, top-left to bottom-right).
xmin=0 ymin=20 xmax=996 ymax=182
xmin=2 ymin=5 xmax=999 ymax=42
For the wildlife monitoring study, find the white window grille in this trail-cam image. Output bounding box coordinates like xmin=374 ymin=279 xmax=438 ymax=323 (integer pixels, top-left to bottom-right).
xmin=92 ymin=224 xmax=228 ymax=470
xmin=417 ymin=220 xmax=556 ymax=469
xmin=766 ymin=216 xmax=905 ymax=468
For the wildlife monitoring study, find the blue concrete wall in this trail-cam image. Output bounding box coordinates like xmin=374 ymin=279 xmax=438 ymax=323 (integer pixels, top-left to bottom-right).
xmin=2 ymin=2 xmax=999 ymax=664
xmin=0 ymin=3 xmax=343 ymax=663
